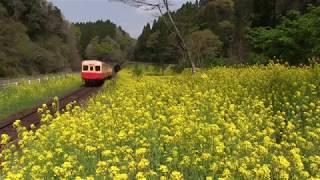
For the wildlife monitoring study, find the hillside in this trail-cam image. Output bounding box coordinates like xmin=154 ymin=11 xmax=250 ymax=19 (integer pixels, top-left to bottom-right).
xmin=135 ymin=0 xmax=320 ymax=66
xmin=74 ymin=20 xmax=136 ymax=63
xmin=0 ymin=0 xmax=80 ymax=77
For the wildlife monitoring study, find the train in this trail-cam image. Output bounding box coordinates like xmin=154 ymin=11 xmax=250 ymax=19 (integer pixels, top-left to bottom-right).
xmin=81 ymin=60 xmax=121 ymax=86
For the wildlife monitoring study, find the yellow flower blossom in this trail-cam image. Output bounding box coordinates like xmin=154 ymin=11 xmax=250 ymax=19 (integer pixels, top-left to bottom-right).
xmin=1 ymin=66 xmax=319 ymax=179
xmin=170 ymin=171 xmax=183 ymax=180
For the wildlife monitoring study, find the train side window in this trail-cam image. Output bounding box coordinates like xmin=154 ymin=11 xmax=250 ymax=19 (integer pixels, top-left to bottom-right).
xmin=83 ymin=65 xmax=88 ymax=71
xmin=90 ymin=66 xmax=94 ymax=71
xmin=95 ymin=66 xmax=101 ymax=71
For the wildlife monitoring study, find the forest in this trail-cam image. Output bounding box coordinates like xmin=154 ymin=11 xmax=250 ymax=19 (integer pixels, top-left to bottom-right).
xmin=1 ymin=0 xmax=320 ymax=77
xmin=135 ymin=0 xmax=320 ymax=67
xmin=73 ymin=21 xmax=135 ymax=63
xmin=0 ymin=0 xmax=135 ymax=77
xmin=0 ymin=0 xmax=81 ymax=77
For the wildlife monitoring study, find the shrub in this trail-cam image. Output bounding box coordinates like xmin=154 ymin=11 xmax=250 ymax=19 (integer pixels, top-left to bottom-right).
xmin=131 ymin=64 xmax=144 ymax=80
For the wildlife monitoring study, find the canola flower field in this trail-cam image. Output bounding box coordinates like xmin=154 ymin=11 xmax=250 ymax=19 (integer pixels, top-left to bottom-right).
xmin=0 ymin=75 xmax=81 ymax=119
xmin=1 ymin=64 xmax=320 ymax=179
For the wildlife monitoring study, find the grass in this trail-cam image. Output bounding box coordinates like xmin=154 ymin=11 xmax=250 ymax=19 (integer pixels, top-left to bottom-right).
xmin=0 ymin=74 xmax=81 ymax=120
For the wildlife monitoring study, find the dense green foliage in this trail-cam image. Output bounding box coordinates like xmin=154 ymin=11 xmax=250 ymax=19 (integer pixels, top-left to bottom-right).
xmin=0 ymin=0 xmax=80 ymax=77
xmin=74 ymin=20 xmax=135 ymax=62
xmin=135 ymin=0 xmax=320 ymax=66
xmin=249 ymin=6 xmax=320 ymax=65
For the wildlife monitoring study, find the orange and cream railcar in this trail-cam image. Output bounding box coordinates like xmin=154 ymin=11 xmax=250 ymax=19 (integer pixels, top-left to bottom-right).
xmin=81 ymin=60 xmax=113 ymax=86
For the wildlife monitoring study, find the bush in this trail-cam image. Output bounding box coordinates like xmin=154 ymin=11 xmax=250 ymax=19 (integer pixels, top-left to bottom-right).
xmin=172 ymin=63 xmax=185 ymax=73
xmin=246 ymin=53 xmax=269 ymax=65
xmin=202 ymin=57 xmax=226 ymax=68
xmin=151 ymin=65 xmax=161 ymax=75
xmin=131 ymin=65 xmax=144 ymax=80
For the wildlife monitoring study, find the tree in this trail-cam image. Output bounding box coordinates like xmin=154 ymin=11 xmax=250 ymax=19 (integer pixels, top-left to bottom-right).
xmin=248 ymin=6 xmax=320 ymax=65
xmin=232 ymin=0 xmax=253 ymax=62
xmin=187 ymin=29 xmax=223 ymax=67
xmin=112 ymin=0 xmax=197 ymax=74
xmin=146 ymin=31 xmax=161 ymax=58
xmin=74 ymin=20 xmax=134 ymax=61
xmin=0 ymin=0 xmax=81 ymax=76
xmin=86 ymin=36 xmax=114 ymax=59
xmin=146 ymin=30 xmax=169 ymax=75
xmin=85 ymin=35 xmax=128 ymax=62
xmin=197 ymin=0 xmax=235 ymax=57
xmin=115 ymin=27 xmax=136 ymax=59
xmin=134 ymin=23 xmax=152 ymax=61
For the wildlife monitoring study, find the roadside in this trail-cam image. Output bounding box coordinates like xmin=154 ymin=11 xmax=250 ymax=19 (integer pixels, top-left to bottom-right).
xmin=0 ymin=73 xmax=79 ymax=87
xmin=0 ymin=74 xmax=82 ymax=120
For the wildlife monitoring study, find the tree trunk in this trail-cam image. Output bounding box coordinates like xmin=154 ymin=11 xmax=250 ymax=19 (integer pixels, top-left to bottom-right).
xmin=162 ymin=62 xmax=165 ymax=76
xmin=162 ymin=0 xmax=196 ymax=75
xmin=191 ymin=58 xmax=196 ymax=74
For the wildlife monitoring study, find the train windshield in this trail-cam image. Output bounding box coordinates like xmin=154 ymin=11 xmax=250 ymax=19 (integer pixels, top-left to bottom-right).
xmin=95 ymin=66 xmax=101 ymax=71
xmin=83 ymin=65 xmax=88 ymax=71
xmin=90 ymin=66 xmax=94 ymax=71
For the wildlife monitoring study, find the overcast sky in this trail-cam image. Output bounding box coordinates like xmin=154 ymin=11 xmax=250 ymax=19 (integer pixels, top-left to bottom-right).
xmin=48 ymin=0 xmax=195 ymax=38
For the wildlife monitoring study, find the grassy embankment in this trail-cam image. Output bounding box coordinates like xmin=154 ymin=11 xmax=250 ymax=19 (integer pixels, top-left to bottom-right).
xmin=0 ymin=74 xmax=81 ymax=119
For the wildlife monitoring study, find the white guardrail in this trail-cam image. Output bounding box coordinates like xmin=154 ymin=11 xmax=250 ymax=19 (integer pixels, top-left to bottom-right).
xmin=0 ymin=73 xmax=78 ymax=88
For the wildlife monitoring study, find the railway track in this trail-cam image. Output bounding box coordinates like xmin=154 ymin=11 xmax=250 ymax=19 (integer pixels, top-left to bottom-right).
xmin=0 ymin=86 xmax=101 ymax=149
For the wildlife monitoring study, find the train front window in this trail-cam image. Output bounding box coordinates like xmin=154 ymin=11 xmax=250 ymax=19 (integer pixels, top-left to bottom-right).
xmin=83 ymin=65 xmax=88 ymax=71
xmin=95 ymin=66 xmax=101 ymax=71
xmin=90 ymin=66 xmax=94 ymax=71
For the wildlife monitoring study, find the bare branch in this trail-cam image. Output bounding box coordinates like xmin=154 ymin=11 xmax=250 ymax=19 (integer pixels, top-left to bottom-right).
xmin=110 ymin=0 xmax=196 ymax=74
xmin=110 ymin=0 xmax=164 ymax=8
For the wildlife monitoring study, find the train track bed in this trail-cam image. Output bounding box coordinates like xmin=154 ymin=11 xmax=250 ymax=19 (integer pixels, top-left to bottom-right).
xmin=0 ymin=86 xmax=101 ymax=150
